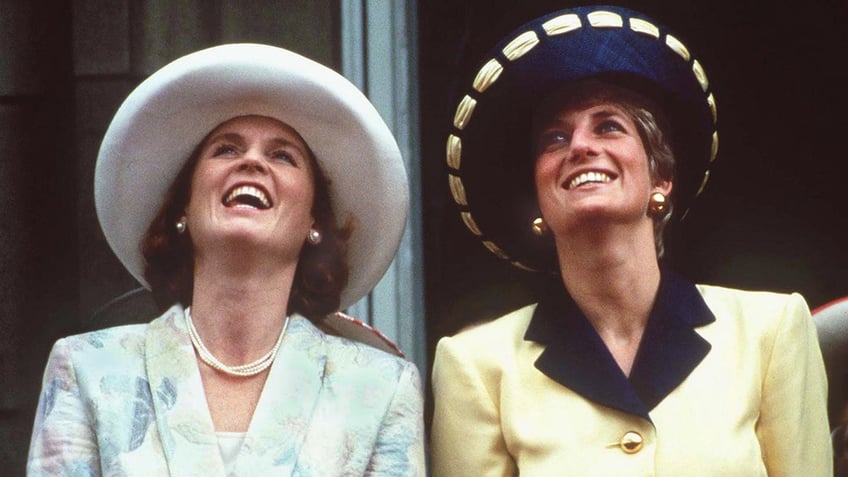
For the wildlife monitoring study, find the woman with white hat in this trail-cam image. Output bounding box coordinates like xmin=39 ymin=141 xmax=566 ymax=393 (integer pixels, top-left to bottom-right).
xmin=431 ymin=6 xmax=830 ymax=476
xmin=28 ymin=44 xmax=424 ymax=476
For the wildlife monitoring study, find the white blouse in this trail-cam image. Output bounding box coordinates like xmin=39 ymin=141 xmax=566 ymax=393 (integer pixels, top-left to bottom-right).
xmin=216 ymin=432 xmax=246 ymax=474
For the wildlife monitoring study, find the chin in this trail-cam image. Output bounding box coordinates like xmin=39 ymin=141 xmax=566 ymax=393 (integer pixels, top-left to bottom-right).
xmin=556 ymin=203 xmax=642 ymax=227
xmin=207 ymin=224 xmax=272 ymax=246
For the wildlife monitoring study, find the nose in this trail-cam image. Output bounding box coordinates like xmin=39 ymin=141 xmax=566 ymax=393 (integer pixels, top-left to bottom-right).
xmin=237 ymin=155 xmax=268 ymax=173
xmin=567 ymin=126 xmax=597 ymax=162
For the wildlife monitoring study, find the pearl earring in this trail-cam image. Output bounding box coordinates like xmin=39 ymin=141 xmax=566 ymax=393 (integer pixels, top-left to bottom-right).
xmin=176 ymin=216 xmax=187 ymax=234
xmin=307 ymin=228 xmax=322 ymax=245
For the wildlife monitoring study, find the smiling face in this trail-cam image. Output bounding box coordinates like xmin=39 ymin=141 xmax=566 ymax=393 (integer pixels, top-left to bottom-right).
xmin=533 ymin=98 xmax=671 ymax=236
xmin=184 ymin=115 xmax=317 ymax=261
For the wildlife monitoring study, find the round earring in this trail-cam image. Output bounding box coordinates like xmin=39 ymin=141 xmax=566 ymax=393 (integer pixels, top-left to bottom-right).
xmin=531 ymin=217 xmax=548 ymax=236
xmin=648 ymin=192 xmax=667 ymax=216
xmin=307 ymin=228 xmax=322 ymax=245
xmin=175 ymin=216 xmax=187 ymax=234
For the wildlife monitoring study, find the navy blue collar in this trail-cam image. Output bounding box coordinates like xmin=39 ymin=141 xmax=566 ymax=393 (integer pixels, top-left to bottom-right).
xmin=524 ymin=267 xmax=715 ymax=421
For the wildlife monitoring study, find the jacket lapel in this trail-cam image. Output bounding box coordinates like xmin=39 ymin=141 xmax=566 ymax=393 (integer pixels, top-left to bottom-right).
xmin=528 ymin=282 xmax=650 ymax=418
xmin=234 ymin=315 xmax=326 ymax=474
xmin=526 ymin=269 xmax=715 ymax=421
xmin=145 ymin=305 xmax=226 ymax=476
xmin=628 ymin=272 xmax=714 ymax=411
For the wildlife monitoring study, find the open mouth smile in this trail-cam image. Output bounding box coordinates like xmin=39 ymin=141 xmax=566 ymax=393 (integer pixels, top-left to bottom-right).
xmin=565 ymin=171 xmax=615 ymax=190
xmin=222 ymin=184 xmax=272 ymax=210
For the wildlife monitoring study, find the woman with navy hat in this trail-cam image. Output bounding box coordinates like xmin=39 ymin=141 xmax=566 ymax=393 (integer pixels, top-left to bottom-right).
xmin=28 ymin=44 xmax=425 ymax=476
xmin=431 ymin=6 xmax=831 ymax=476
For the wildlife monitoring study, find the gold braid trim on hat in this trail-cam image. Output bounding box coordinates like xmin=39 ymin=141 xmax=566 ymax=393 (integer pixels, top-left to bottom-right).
xmin=445 ymin=8 xmax=719 ymax=270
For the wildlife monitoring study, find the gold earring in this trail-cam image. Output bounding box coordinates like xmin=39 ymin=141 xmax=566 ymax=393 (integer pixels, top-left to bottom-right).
xmin=531 ymin=217 xmax=548 ymax=236
xmin=175 ymin=216 xmax=187 ymax=234
xmin=648 ymin=192 xmax=667 ymax=216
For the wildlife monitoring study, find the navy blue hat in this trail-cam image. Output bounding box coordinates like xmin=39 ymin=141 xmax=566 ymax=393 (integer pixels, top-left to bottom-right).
xmin=446 ymin=6 xmax=718 ymax=272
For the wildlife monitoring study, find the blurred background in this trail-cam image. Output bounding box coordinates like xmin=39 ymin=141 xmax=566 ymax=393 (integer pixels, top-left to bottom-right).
xmin=2 ymin=0 xmax=846 ymax=473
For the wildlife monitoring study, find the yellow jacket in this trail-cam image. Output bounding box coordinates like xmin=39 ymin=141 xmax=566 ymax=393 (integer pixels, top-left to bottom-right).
xmin=431 ymin=272 xmax=831 ymax=476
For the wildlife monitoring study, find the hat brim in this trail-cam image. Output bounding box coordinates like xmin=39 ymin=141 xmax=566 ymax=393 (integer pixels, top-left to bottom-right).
xmin=446 ymin=6 xmax=717 ymax=271
xmin=95 ymin=43 xmax=408 ymax=310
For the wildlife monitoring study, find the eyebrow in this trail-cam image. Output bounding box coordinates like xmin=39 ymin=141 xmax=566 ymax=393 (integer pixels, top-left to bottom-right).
xmin=205 ymin=132 xmax=243 ymax=146
xmin=205 ymin=132 xmax=308 ymax=156
xmin=589 ymin=107 xmax=624 ymax=120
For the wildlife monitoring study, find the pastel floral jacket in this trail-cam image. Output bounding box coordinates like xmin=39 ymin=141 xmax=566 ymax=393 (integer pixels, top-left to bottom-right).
xmin=28 ymin=305 xmax=426 ymax=476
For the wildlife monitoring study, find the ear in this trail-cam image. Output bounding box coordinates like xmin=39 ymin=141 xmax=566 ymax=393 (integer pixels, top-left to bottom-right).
xmin=653 ymin=179 xmax=672 ymax=196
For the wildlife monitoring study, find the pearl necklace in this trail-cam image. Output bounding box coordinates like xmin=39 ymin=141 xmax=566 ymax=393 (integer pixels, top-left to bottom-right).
xmin=184 ymin=307 xmax=289 ymax=377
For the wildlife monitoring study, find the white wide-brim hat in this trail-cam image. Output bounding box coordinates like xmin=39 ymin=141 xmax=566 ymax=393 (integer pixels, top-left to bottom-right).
xmin=95 ymin=43 xmax=408 ymax=310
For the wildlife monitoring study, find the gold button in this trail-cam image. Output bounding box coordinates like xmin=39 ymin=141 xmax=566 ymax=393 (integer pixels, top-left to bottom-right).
xmin=619 ymin=431 xmax=643 ymax=454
